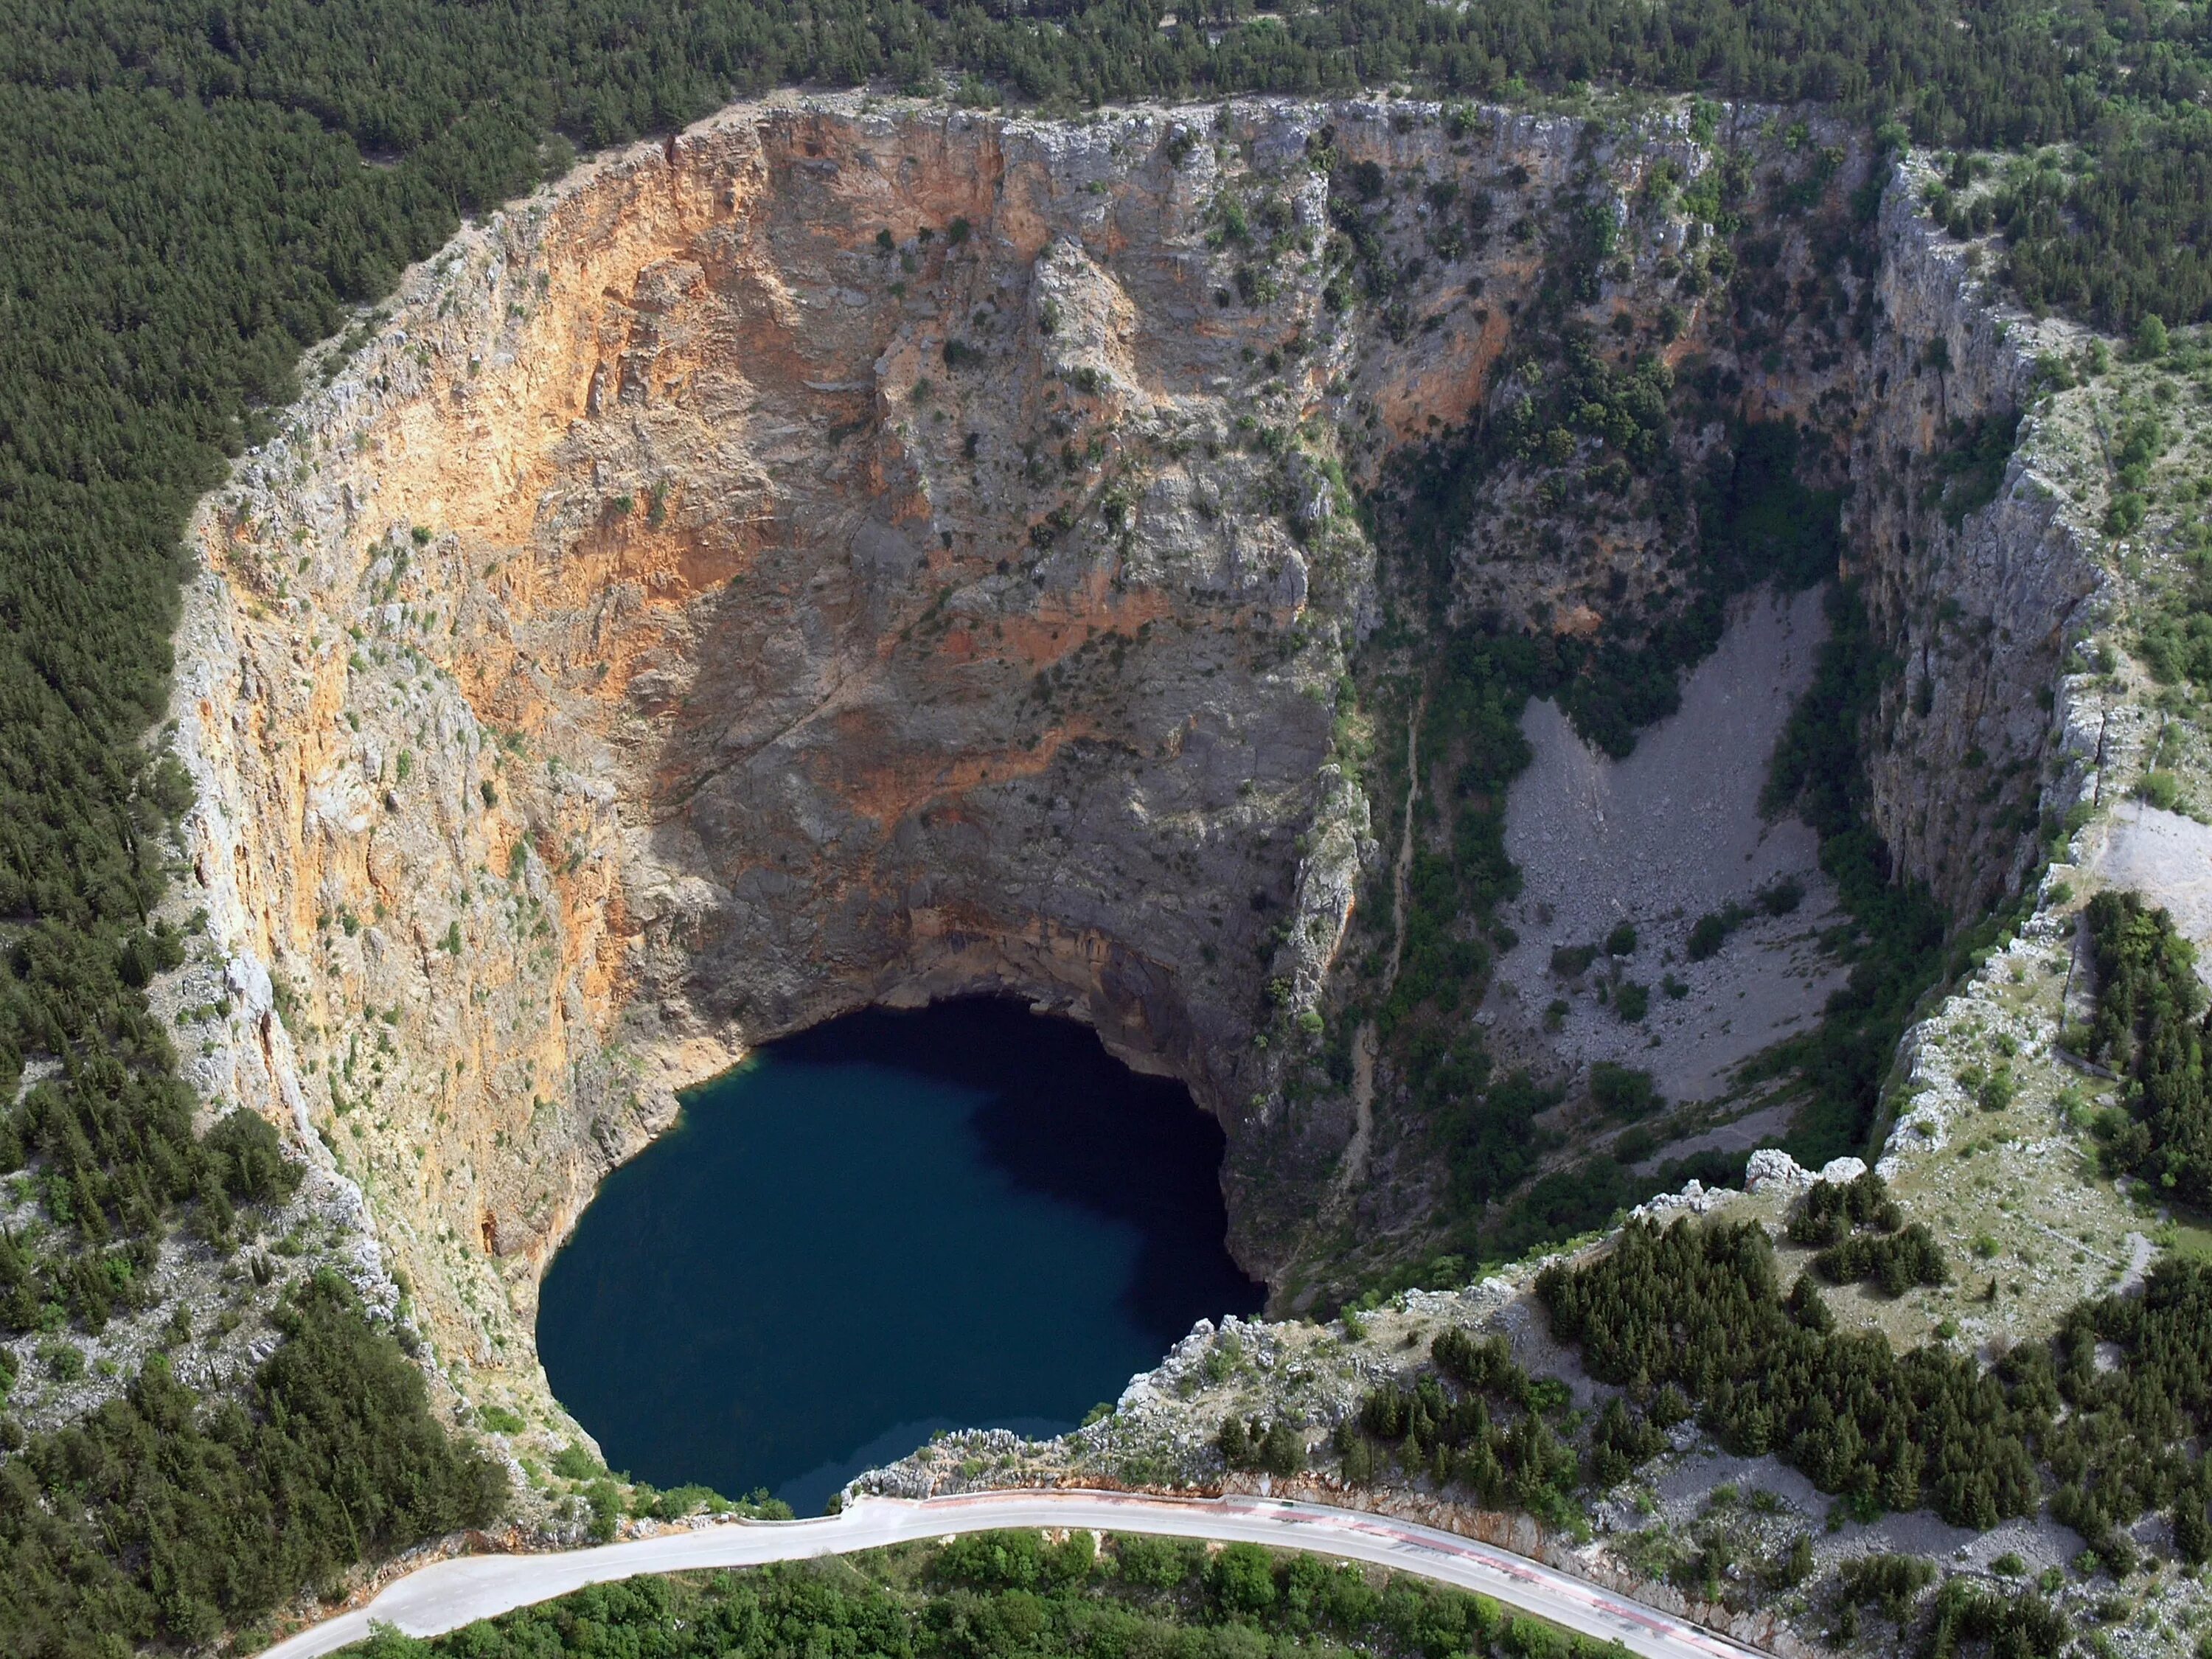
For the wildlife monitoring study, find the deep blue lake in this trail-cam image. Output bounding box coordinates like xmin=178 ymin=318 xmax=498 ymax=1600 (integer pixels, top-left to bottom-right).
xmin=537 ymin=998 xmax=1265 ymax=1516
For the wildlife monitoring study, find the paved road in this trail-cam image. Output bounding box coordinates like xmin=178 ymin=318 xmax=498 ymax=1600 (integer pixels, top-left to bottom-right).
xmin=260 ymin=1489 xmax=1764 ymax=1659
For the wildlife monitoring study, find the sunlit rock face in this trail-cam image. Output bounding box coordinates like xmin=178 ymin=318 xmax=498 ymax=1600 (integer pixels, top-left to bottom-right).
xmin=174 ymin=98 xmax=1404 ymax=1401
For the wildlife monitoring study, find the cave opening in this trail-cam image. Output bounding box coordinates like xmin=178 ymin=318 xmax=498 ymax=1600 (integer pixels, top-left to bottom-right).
xmin=535 ymin=997 xmax=1265 ymax=1516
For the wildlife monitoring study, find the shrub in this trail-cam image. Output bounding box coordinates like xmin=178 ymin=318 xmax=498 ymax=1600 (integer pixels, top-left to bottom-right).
xmin=2179 ymin=1498 xmax=2212 ymax=1565
xmin=1590 ymin=1062 xmax=1663 ymax=1120
xmin=645 ymin=1483 xmax=735 ymax=1520
xmin=1686 ymin=912 xmax=1732 ymax=960
xmin=585 ymin=1478 xmax=622 ymax=1541
xmin=1113 ymin=1534 xmax=1200 ymax=1590
xmin=1756 ymin=876 xmax=1804 ymax=915
xmin=1587 ymin=1396 xmax=1666 ymax=1486
xmin=2082 ymin=891 xmax=2212 ymax=1203
xmin=1786 ymin=1169 xmax=1901 ymax=1245
xmin=1260 ymin=1418 xmax=1307 ymax=1475
xmin=1433 ymin=1328 xmax=1518 ymax=1391
xmin=938 ymin=1529 xmax=1049 ymax=1589
xmin=1209 ymin=1543 xmax=1277 ymax=1615
xmin=205 ymin=1108 xmax=303 ymax=1206
xmin=1926 ymin=1580 xmax=2066 ymax=1656
xmin=1220 ymin=1415 xmax=1307 ymax=1475
xmin=1217 ymin=1413 xmax=1248 ymax=1465
xmin=1812 ymin=1221 xmax=1949 ymax=1294
xmin=1839 ymin=1553 xmax=1935 ymax=1620
xmin=1549 ymin=943 xmax=1598 ymax=976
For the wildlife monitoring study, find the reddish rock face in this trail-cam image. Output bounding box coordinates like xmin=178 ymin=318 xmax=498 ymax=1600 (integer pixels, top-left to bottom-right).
xmin=177 ymin=98 xmax=1407 ymax=1394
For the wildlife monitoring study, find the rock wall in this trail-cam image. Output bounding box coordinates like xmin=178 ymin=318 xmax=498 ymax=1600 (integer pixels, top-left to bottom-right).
xmin=167 ymin=91 xmax=2096 ymax=1427
xmin=173 ymin=94 xmax=1576 ymax=1408
xmin=1848 ymin=163 xmax=2105 ymax=918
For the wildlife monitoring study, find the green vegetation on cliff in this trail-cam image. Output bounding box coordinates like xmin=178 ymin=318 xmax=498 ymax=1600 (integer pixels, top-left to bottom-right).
xmin=1755 ymin=583 xmax=1950 ymax=1164
xmin=0 ymin=1273 xmax=505 ymax=1658
xmin=2078 ymin=888 xmax=2212 ymax=1207
xmin=1531 ymin=1204 xmax=2212 ymax=1579
xmin=1341 ymin=139 xmax=1928 ymax=1267
xmin=343 ymin=1531 xmax=1630 ymax=1659
xmin=1543 ymin=1214 xmax=2042 ymax=1530
xmin=1344 ymin=1331 xmax=1588 ymax=1528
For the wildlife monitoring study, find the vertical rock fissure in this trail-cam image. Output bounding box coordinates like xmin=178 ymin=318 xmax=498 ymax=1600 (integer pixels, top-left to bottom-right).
xmin=1335 ymin=701 xmax=1420 ymax=1202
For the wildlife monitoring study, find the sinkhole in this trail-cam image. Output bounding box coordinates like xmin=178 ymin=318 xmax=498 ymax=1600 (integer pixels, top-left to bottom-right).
xmin=537 ymin=998 xmax=1265 ymax=1517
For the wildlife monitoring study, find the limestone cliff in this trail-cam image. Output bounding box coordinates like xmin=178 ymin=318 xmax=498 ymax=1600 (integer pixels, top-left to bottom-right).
xmin=173 ymin=97 xmax=1387 ymax=1414
xmin=166 ymin=91 xmax=2099 ymax=1438
xmin=1848 ymin=161 xmax=2104 ymax=920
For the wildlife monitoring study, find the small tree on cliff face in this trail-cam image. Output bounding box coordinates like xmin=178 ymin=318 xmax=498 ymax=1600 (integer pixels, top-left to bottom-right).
xmin=1260 ymin=1419 xmax=1307 ymax=1476
xmin=1217 ymin=1413 xmax=1248 ymax=1467
xmin=1922 ymin=335 xmax=1951 ymax=421
xmin=1220 ymin=1415 xmax=1305 ymax=1475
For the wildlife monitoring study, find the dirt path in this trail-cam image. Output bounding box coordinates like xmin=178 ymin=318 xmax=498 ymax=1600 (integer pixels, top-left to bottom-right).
xmin=2117 ymin=1230 xmax=2154 ymax=1295
xmin=1335 ymin=709 xmax=1421 ymax=1199
xmin=1342 ymin=1023 xmax=1379 ymax=1191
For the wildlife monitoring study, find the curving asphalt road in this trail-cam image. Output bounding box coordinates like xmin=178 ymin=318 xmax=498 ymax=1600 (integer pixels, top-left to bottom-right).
xmin=258 ymin=1489 xmax=1764 ymax=1659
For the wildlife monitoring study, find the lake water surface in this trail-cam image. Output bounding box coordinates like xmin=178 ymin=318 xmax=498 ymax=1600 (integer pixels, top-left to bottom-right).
xmin=538 ymin=999 xmax=1265 ymax=1516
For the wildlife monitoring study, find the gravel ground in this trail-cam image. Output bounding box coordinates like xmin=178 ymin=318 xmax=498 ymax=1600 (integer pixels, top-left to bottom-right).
xmin=2088 ymin=799 xmax=2212 ymax=973
xmin=1489 ymin=585 xmax=1847 ymax=1107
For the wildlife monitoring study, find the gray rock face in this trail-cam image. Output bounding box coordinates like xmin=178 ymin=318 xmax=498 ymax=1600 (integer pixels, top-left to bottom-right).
xmin=1850 ymin=164 xmax=2104 ymax=918
xmin=170 ymin=95 xmax=1419 ymax=1395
